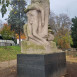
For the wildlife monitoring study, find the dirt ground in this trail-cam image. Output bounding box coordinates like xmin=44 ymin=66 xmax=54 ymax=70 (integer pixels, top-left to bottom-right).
xmin=65 ymin=62 xmax=77 ymax=77
xmin=0 ymin=60 xmax=17 ymax=77
xmin=65 ymin=56 xmax=77 ymax=77
xmin=0 ymin=56 xmax=77 ymax=77
xmin=0 ymin=66 xmax=17 ymax=77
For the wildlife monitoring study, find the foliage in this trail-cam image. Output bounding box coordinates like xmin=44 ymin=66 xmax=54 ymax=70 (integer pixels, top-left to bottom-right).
xmin=0 ymin=0 xmax=10 ymax=17
xmin=0 ymin=0 xmax=27 ymax=17
xmin=8 ymin=0 xmax=27 ymax=45
xmin=8 ymin=0 xmax=27 ymax=32
xmin=49 ymin=12 xmax=72 ymax=49
xmin=0 ymin=24 xmax=15 ymax=40
xmin=71 ymin=16 xmax=77 ymax=48
xmin=48 ymin=25 xmax=54 ymax=34
xmin=49 ymin=12 xmax=72 ymax=34
xmin=0 ymin=46 xmax=21 ymax=62
xmin=0 ymin=20 xmax=3 ymax=28
xmin=16 ymin=33 xmax=26 ymax=39
xmin=55 ymin=30 xmax=73 ymax=49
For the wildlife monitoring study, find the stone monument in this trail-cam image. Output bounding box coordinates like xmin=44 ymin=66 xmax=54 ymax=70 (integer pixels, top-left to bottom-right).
xmin=21 ymin=0 xmax=61 ymax=54
xmin=17 ymin=0 xmax=66 ymax=77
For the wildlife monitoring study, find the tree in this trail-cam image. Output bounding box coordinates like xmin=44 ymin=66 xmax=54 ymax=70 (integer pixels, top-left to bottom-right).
xmin=49 ymin=12 xmax=72 ymax=49
xmin=0 ymin=0 xmax=10 ymax=17
xmin=49 ymin=12 xmax=56 ymax=33
xmin=71 ymin=17 xmax=77 ymax=48
xmin=0 ymin=24 xmax=15 ymax=40
xmin=8 ymin=0 xmax=27 ymax=45
xmin=54 ymin=29 xmax=73 ymax=49
xmin=0 ymin=20 xmax=3 ymax=28
xmin=49 ymin=13 xmax=71 ymax=34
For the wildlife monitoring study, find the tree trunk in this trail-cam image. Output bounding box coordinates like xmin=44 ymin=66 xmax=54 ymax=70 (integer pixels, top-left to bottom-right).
xmin=19 ymin=28 xmax=21 ymax=46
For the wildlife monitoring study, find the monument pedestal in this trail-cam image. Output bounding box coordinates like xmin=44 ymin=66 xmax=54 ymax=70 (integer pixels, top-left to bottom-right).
xmin=17 ymin=52 xmax=66 ymax=77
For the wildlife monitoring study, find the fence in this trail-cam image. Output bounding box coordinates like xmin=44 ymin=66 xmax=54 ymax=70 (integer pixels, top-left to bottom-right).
xmin=0 ymin=40 xmax=15 ymax=46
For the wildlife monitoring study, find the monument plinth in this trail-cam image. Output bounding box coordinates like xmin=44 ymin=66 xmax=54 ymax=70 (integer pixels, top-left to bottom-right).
xmin=17 ymin=0 xmax=66 ymax=77
xmin=17 ymin=52 xmax=66 ymax=77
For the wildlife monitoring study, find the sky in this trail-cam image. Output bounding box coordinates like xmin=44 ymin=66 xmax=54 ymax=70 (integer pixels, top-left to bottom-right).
xmin=50 ymin=0 xmax=77 ymax=18
xmin=0 ymin=0 xmax=77 ymax=23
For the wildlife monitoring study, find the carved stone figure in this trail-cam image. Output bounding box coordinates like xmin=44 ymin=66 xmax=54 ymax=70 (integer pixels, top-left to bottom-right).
xmin=24 ymin=0 xmax=50 ymax=44
xmin=21 ymin=0 xmax=61 ymax=53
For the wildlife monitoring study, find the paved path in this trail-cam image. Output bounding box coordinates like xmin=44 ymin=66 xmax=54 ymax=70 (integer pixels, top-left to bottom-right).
xmin=0 ymin=60 xmax=17 ymax=70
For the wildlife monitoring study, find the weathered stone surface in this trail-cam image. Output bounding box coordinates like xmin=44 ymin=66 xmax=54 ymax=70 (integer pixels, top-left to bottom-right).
xmin=48 ymin=34 xmax=54 ymax=41
xmin=21 ymin=40 xmax=62 ymax=54
xmin=21 ymin=0 xmax=62 ymax=53
xmin=21 ymin=40 xmax=45 ymax=54
xmin=24 ymin=0 xmax=50 ymax=45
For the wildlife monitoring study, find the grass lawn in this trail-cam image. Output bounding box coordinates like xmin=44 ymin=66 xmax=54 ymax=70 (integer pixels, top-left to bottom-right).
xmin=0 ymin=46 xmax=21 ymax=62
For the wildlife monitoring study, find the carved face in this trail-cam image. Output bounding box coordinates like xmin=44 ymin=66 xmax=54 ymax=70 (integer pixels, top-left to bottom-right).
xmin=27 ymin=10 xmax=38 ymax=24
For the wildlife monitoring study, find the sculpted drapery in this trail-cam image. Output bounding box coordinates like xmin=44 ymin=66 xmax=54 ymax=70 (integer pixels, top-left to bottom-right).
xmin=24 ymin=0 xmax=50 ymax=45
xmin=21 ymin=0 xmax=61 ymax=54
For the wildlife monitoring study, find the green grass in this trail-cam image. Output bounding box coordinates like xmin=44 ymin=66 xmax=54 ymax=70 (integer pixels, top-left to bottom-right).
xmin=0 ymin=46 xmax=21 ymax=62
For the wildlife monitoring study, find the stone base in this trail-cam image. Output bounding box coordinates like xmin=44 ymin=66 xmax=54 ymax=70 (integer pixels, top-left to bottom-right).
xmin=21 ymin=40 xmax=60 ymax=54
xmin=17 ymin=52 xmax=66 ymax=77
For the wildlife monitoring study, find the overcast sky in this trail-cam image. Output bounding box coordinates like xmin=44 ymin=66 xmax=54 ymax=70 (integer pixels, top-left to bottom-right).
xmin=0 ymin=0 xmax=77 ymax=23
xmin=50 ymin=0 xmax=77 ymax=18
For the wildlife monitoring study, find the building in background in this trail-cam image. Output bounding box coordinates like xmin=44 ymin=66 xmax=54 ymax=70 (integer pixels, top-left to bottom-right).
xmin=16 ymin=34 xmax=26 ymax=45
xmin=0 ymin=34 xmax=15 ymax=46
